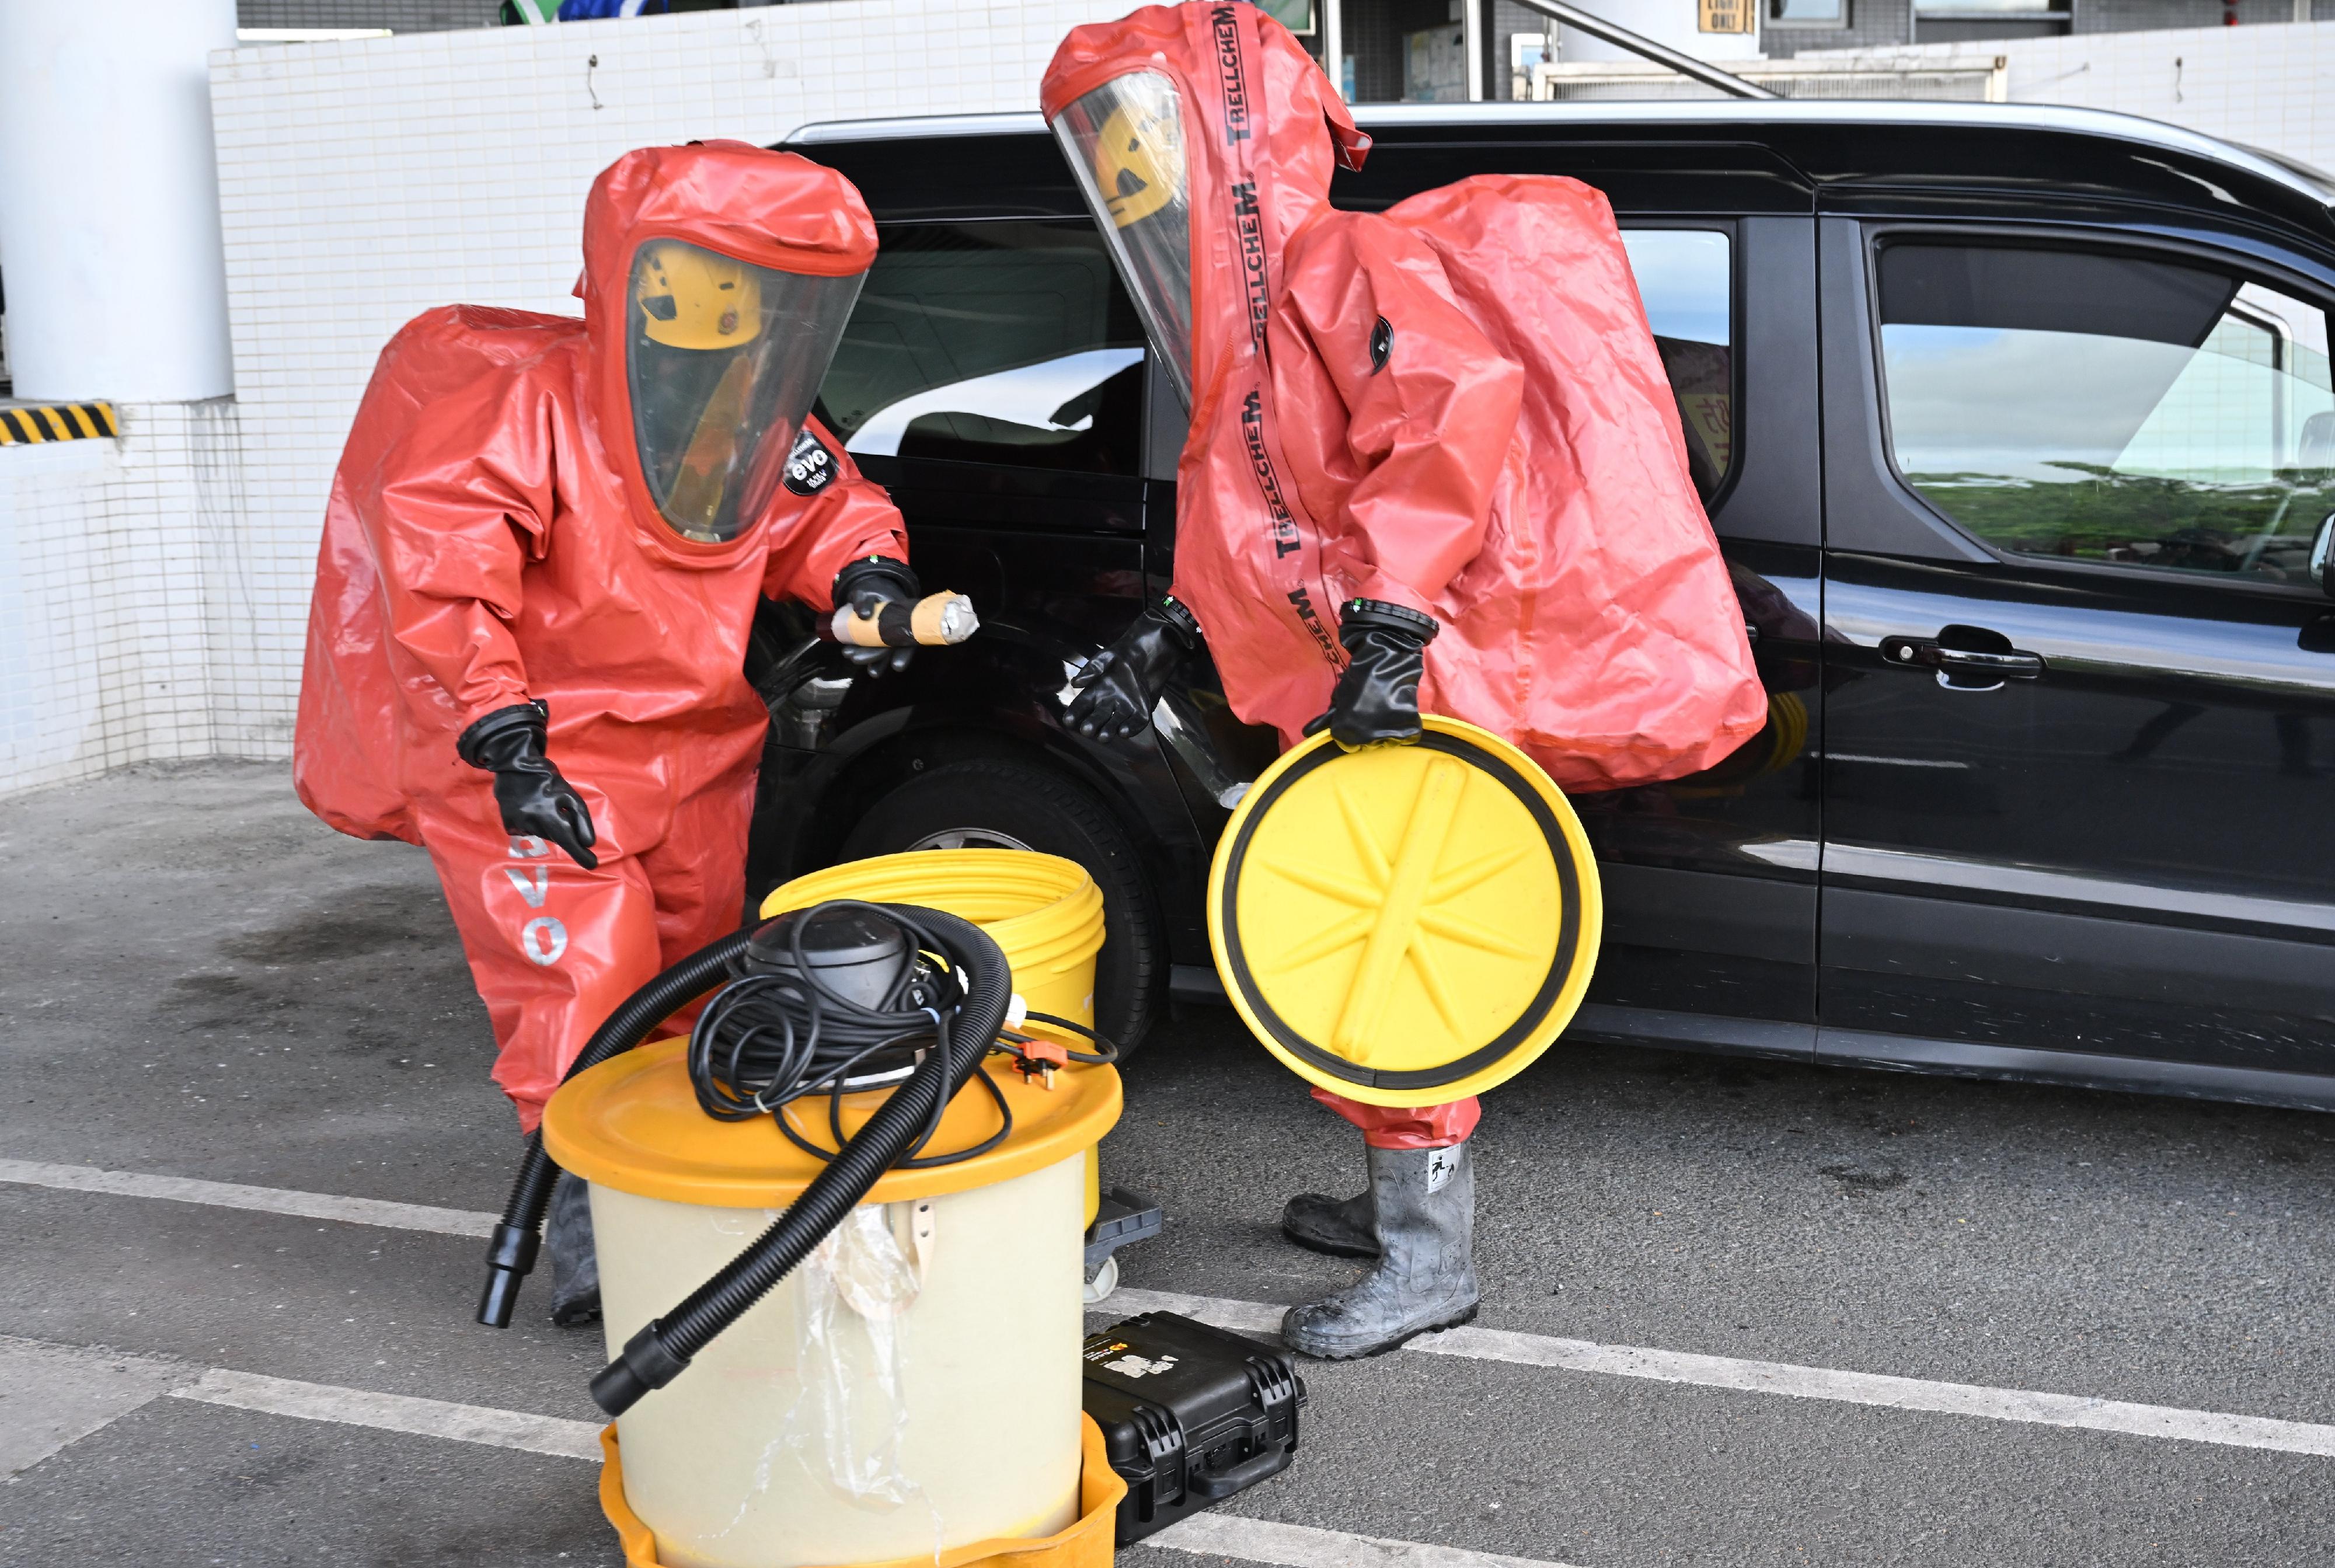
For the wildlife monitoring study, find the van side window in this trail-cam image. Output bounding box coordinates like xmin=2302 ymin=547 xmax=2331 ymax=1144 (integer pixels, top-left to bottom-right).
xmin=1877 ymin=242 xmax=2335 ymax=583
xmin=1620 ymin=228 xmax=1734 ymax=504
xmin=815 ymin=219 xmax=1148 ymax=477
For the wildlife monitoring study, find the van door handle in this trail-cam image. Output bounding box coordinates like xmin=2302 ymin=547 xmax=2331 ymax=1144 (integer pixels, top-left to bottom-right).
xmin=1878 ymin=634 xmax=2045 ymax=689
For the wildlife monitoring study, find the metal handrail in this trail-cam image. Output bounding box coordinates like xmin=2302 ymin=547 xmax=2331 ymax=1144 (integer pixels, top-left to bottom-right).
xmin=1505 ymin=0 xmax=1779 ymax=101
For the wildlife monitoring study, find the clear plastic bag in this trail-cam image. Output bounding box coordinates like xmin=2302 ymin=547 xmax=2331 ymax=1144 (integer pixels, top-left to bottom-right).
xmin=782 ymin=1200 xmax=935 ymax=1510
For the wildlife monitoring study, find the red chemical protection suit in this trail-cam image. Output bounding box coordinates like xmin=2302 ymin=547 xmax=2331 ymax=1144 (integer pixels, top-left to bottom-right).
xmin=1045 ymin=4 xmax=1762 ymax=1357
xmin=1045 ymin=5 xmax=1762 ymax=1146
xmin=295 ymin=142 xmax=905 ymax=1131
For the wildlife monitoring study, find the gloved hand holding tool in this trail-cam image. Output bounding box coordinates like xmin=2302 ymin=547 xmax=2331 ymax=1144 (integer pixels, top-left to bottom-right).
xmin=1065 ymin=595 xmax=1203 ymax=741
xmin=1305 ymin=600 xmax=1437 ymax=752
xmin=829 ymin=555 xmax=980 ymax=674
xmin=457 ymin=700 xmax=598 ymax=869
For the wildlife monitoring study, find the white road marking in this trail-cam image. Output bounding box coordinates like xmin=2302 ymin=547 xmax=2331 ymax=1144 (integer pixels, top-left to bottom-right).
xmin=1095 ymin=1285 xmax=1287 ymax=1334
xmin=0 ymin=1336 xmax=191 ymax=1476
xmin=1148 ymin=1514 xmax=1579 ymax=1567
xmin=169 ymin=1368 xmax=604 ymax=1462
xmin=6 ymin=1329 xmax=1559 ymax=1568
xmin=1100 ymin=1288 xmax=2335 ymax=1459
xmin=1413 ymin=1325 xmax=2335 ymax=1458
xmin=0 ymin=1158 xmax=494 ymax=1238
xmin=13 ymin=1164 xmax=2330 ymax=1461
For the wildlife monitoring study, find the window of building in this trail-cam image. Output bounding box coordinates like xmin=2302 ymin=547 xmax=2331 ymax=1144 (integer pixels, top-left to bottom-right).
xmin=1910 ymin=0 xmax=2068 ymax=41
xmin=1768 ymin=0 xmax=1847 ymax=26
xmin=1622 ymin=228 xmax=1735 ymax=502
xmin=1877 ymin=242 xmax=2335 ymax=583
xmin=1253 ymin=0 xmax=1316 ymax=34
xmin=816 ymin=220 xmax=1148 ymax=477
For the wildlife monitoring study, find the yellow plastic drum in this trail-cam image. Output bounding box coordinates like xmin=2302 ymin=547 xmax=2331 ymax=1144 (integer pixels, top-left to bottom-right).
xmin=544 ymin=850 xmax=1120 ymax=1568
xmin=1208 ymin=716 xmax=1601 ymax=1107
xmin=765 ymin=851 xmax=1109 ymax=1221
xmin=546 ymin=1044 xmax=1120 ymax=1568
xmin=764 ymin=851 xmax=1103 ymax=1059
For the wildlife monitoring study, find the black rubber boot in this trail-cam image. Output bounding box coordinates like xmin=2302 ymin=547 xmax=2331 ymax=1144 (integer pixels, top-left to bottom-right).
xmin=1281 ymin=1142 xmax=1478 ymax=1360
xmin=1280 ymin=1187 xmax=1378 ymax=1258
xmin=545 ymin=1172 xmax=601 ymax=1329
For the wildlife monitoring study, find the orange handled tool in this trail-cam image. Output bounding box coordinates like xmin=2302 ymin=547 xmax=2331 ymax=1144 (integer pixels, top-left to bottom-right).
xmin=830 ymin=591 xmax=980 ymax=650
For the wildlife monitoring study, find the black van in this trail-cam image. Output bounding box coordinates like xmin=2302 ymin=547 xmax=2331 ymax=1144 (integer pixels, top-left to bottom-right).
xmin=747 ymin=100 xmax=2335 ymax=1111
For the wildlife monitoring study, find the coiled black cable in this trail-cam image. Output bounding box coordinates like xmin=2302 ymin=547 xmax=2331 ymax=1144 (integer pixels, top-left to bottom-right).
xmin=591 ymin=903 xmax=1012 ymax=1417
xmin=685 ymin=900 xmax=1012 ymax=1169
xmin=476 ymin=927 xmax=756 ymax=1329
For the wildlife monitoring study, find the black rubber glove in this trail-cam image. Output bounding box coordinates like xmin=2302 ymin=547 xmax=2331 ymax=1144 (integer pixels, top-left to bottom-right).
xmin=1306 ymin=599 xmax=1439 ymax=752
xmin=457 ymin=701 xmax=599 ymax=869
xmin=1065 ymin=597 xmax=1203 ymax=743
xmin=832 ymin=556 xmax=921 ymax=675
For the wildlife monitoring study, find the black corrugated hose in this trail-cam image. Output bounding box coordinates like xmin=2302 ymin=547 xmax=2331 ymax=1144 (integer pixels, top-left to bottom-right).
xmin=475 ymin=927 xmax=758 ymax=1329
xmin=589 ymin=904 xmax=1011 ymax=1416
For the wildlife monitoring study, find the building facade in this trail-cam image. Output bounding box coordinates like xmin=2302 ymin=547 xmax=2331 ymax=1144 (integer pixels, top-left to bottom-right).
xmin=232 ymin=0 xmax=2335 ymax=102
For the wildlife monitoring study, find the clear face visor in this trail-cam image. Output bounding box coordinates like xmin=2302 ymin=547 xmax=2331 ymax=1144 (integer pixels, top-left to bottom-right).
xmin=1053 ymin=71 xmax=1194 ymax=410
xmin=626 ymin=239 xmax=865 ymax=543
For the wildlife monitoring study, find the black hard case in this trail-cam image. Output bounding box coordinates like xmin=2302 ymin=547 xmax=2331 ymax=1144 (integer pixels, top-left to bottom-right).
xmin=1079 ymin=1311 xmax=1308 ymax=1545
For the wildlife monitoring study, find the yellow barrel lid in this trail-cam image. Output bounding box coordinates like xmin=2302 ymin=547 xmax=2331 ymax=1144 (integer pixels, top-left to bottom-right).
xmin=543 ymin=1039 xmax=1121 ymax=1208
xmin=1208 ymin=716 xmax=1603 ymax=1108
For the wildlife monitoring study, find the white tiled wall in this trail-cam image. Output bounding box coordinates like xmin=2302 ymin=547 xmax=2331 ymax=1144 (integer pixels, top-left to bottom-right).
xmin=1808 ymin=20 xmax=2335 ymax=176
xmin=0 ymin=400 xmax=243 ymax=795
xmin=4 ymin=0 xmax=1123 ymax=799
xmin=0 ymin=0 xmax=1119 ymax=798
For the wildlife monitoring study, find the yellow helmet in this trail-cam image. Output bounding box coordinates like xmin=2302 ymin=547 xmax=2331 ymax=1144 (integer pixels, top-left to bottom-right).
xmin=1092 ymin=97 xmax=1184 ymax=229
xmin=633 ymin=240 xmax=763 ymax=350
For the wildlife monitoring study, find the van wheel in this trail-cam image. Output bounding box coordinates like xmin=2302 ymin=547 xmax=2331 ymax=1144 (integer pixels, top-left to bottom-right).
xmin=839 ymin=759 xmax=1161 ymax=1059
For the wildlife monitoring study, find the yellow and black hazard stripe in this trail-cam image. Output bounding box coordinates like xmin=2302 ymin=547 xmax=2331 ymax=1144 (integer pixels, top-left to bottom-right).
xmin=0 ymin=402 xmax=119 ymax=445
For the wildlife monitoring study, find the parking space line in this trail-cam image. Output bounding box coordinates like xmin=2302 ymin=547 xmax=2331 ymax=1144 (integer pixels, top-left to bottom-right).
xmin=16 ymin=1162 xmax=2329 ymax=1462
xmin=152 ymin=1358 xmax=1564 ymax=1567
xmin=0 ymin=1158 xmax=494 ymax=1238
xmin=1101 ymin=1288 xmax=2335 ymax=1458
xmin=0 ymin=1336 xmax=191 ymax=1476
xmin=1093 ymin=1285 xmax=1287 ymax=1334
xmin=1146 ymin=1514 xmax=1580 ymax=1566
xmin=1414 ymin=1324 xmax=2335 ymax=1457
xmin=169 ymin=1367 xmax=604 ymax=1461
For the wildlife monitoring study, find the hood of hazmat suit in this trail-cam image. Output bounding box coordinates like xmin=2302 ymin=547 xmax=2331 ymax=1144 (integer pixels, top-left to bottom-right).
xmin=1044 ymin=5 xmax=1764 ymax=790
xmin=294 ymin=141 xmax=905 ymax=1124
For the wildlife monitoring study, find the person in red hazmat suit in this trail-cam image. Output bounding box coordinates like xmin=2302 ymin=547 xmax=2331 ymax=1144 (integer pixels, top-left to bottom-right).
xmin=1044 ymin=4 xmax=1764 ymax=1358
xmin=294 ymin=141 xmax=923 ymax=1323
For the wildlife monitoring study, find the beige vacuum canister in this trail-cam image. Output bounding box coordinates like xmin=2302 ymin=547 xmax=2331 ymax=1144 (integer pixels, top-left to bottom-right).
xmin=548 ymin=1043 xmax=1120 ymax=1568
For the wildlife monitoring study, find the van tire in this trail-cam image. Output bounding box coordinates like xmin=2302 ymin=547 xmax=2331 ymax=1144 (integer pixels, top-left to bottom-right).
xmin=839 ymin=758 xmax=1160 ymax=1059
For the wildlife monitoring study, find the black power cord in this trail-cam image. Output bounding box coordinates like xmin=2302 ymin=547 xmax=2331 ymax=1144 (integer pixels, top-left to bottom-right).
xmin=1010 ymin=1010 xmax=1118 ymax=1064
xmin=686 ymin=906 xmax=1124 ymax=1166
xmin=686 ymin=899 xmax=1013 ymax=1169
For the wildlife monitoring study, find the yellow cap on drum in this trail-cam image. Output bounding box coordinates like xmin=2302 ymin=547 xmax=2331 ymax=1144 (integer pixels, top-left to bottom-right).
xmin=544 ymin=1038 xmax=1120 ymax=1208
xmin=1207 ymin=716 xmax=1602 ymax=1108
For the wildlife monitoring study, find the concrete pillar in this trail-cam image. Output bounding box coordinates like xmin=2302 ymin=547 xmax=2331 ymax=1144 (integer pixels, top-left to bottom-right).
xmin=1557 ymin=0 xmax=1762 ymax=63
xmin=0 ymin=1 xmax=238 ymax=402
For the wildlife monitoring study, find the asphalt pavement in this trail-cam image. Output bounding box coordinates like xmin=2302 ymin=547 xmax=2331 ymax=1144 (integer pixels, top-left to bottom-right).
xmin=2 ymin=761 xmax=2329 ymax=1566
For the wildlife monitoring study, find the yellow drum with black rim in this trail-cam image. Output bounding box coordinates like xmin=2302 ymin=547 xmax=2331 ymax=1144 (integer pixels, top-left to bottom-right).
xmin=1207 ymin=716 xmax=1601 ymax=1107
